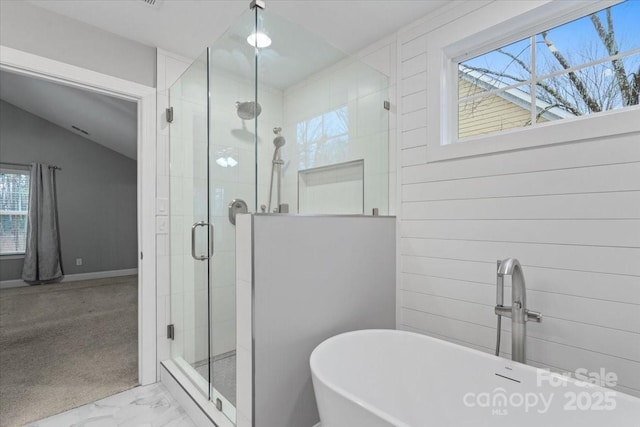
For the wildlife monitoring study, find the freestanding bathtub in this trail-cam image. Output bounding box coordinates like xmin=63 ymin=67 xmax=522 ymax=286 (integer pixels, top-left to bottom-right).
xmin=310 ymin=329 xmax=640 ymax=426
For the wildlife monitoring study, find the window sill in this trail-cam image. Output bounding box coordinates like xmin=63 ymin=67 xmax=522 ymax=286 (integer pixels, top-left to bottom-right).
xmin=428 ymin=107 xmax=640 ymax=163
xmin=0 ymin=254 xmax=25 ymax=260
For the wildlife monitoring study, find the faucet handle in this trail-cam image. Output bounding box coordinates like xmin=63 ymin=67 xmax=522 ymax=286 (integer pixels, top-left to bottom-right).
xmin=526 ymin=309 xmax=542 ymax=323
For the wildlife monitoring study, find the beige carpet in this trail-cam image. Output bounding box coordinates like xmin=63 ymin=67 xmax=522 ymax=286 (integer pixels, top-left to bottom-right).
xmin=0 ymin=275 xmax=138 ymax=427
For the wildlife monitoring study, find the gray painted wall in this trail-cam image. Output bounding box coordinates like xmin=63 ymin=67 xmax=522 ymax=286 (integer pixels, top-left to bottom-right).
xmin=0 ymin=1 xmax=156 ymax=88
xmin=251 ymin=215 xmax=396 ymax=427
xmin=0 ymin=100 xmax=138 ymax=281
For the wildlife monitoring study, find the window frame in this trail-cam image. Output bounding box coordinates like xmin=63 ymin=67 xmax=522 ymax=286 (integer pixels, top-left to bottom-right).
xmin=0 ymin=166 xmax=30 ymax=257
xmin=425 ymin=0 xmax=640 ymax=163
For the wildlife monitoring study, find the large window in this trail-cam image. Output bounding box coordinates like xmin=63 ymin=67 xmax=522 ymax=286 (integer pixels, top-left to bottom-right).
xmin=0 ymin=168 xmax=30 ymax=255
xmin=457 ymin=0 xmax=639 ymax=140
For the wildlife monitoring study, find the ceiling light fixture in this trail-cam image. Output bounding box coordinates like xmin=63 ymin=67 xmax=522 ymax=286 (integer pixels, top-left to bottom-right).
xmin=247 ymin=31 xmax=271 ymax=48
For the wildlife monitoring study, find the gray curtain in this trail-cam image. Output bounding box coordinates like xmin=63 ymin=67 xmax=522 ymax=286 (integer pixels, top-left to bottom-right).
xmin=21 ymin=163 xmax=63 ymax=283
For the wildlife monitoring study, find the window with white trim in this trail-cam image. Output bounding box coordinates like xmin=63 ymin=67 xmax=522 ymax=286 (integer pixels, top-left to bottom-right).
xmin=455 ymin=0 xmax=639 ymax=141
xmin=0 ymin=168 xmax=30 ymax=255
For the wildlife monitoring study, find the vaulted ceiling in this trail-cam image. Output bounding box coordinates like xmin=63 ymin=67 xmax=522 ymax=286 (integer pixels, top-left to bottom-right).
xmin=5 ymin=1 xmax=448 ymax=160
xmin=25 ymin=0 xmax=447 ymax=59
xmin=0 ymin=71 xmax=138 ymax=159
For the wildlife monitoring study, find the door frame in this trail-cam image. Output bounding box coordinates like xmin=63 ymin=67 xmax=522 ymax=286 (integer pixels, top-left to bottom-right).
xmin=0 ymin=46 xmax=157 ymax=385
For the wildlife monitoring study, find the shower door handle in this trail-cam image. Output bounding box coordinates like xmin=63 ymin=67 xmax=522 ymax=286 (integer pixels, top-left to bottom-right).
xmin=191 ymin=221 xmax=214 ymax=261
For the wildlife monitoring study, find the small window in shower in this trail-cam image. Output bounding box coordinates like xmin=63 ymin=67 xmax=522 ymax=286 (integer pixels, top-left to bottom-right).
xmin=296 ymin=105 xmax=349 ymax=170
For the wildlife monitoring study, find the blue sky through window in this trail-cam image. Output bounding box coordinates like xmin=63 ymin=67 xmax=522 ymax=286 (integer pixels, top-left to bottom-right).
xmin=459 ymin=0 xmax=639 ymax=116
xmin=462 ymin=1 xmax=639 ymax=78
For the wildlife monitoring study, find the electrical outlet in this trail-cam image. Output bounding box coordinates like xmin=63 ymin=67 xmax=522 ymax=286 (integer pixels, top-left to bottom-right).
xmin=76 ymin=258 xmax=83 ymax=266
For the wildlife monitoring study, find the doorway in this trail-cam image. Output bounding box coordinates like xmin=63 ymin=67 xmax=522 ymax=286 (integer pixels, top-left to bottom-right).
xmin=0 ymin=46 xmax=156 ymax=425
xmin=0 ymin=70 xmax=138 ymax=426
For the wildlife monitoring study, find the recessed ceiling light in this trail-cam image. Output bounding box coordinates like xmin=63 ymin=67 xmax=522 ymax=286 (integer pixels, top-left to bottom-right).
xmin=247 ymin=31 xmax=271 ymax=48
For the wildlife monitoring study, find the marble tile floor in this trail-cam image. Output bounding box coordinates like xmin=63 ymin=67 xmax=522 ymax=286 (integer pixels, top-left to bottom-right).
xmin=26 ymin=383 xmax=196 ymax=427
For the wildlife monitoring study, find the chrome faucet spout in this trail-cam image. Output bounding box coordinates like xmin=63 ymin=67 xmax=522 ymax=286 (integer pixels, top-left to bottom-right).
xmin=494 ymin=258 xmax=542 ymax=364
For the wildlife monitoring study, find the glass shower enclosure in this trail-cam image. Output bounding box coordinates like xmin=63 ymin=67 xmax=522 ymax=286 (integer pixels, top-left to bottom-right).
xmin=167 ymin=2 xmax=390 ymax=423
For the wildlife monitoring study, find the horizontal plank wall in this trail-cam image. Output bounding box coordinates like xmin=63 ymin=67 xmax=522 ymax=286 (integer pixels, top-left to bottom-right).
xmin=396 ymin=1 xmax=640 ymax=397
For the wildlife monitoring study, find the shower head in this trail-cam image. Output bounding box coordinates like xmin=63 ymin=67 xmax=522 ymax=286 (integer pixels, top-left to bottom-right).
xmin=235 ymin=101 xmax=262 ymax=120
xmin=273 ymin=135 xmax=286 ymax=148
xmin=273 ymin=127 xmax=286 ymax=148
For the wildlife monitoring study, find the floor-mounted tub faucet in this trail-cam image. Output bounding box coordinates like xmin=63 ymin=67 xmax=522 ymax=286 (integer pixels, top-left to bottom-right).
xmin=494 ymin=258 xmax=542 ymax=364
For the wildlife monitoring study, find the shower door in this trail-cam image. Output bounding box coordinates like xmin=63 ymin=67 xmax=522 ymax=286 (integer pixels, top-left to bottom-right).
xmin=167 ymin=6 xmax=258 ymax=422
xmin=206 ymin=6 xmax=259 ymax=421
xmin=168 ymin=50 xmax=213 ymax=400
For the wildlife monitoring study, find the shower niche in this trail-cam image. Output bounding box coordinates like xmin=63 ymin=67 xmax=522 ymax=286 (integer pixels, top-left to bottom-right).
xmin=298 ymin=160 xmax=365 ymax=214
xmin=165 ymin=1 xmax=390 ymax=425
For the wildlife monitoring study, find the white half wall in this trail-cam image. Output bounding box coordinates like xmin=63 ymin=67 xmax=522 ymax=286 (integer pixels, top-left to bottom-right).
xmin=236 ymin=214 xmax=396 ymax=427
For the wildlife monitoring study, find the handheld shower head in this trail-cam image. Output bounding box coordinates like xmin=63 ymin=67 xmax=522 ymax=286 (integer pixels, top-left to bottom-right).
xmin=235 ymin=101 xmax=262 ymax=120
xmin=272 ymin=127 xmax=285 ymax=148
xmin=268 ymin=127 xmax=286 ymax=213
xmin=273 ymin=135 xmax=286 ymax=148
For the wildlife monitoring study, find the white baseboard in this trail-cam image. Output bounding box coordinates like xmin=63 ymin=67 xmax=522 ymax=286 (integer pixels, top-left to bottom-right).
xmin=0 ymin=268 xmax=138 ymax=289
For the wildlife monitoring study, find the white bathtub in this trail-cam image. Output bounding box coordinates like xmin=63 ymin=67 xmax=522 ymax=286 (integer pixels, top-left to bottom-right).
xmin=310 ymin=329 xmax=640 ymax=427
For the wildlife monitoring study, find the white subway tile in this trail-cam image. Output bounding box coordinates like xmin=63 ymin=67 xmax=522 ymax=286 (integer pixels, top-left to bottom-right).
xmin=157 ymin=174 xmax=170 ymax=200
xmin=165 ymin=57 xmax=191 ymax=90
xmin=237 ymin=279 xmax=252 ymax=351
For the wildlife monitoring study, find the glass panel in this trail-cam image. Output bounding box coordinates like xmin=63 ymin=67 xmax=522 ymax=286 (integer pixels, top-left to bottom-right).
xmin=536 ymin=1 xmax=640 ymax=78
xmin=458 ymin=85 xmax=533 ymax=139
xmin=207 ymin=7 xmax=258 ymax=422
xmin=536 ymin=53 xmax=640 ymax=119
xmin=169 ymin=5 xmax=394 ymax=422
xmin=459 ymin=37 xmax=531 ymax=94
xmin=256 ymin=8 xmax=390 ymax=215
xmin=168 ymin=49 xmax=211 ymax=399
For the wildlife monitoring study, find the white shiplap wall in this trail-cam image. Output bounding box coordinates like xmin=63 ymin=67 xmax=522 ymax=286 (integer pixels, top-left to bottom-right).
xmin=396 ymin=2 xmax=640 ymax=397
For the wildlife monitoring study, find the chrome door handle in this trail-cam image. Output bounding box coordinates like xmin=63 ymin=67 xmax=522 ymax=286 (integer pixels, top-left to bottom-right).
xmin=191 ymin=221 xmax=214 ymax=261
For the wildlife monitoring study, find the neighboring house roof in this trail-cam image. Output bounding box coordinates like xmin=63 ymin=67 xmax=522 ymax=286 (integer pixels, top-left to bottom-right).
xmin=458 ymin=65 xmax=575 ymax=121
